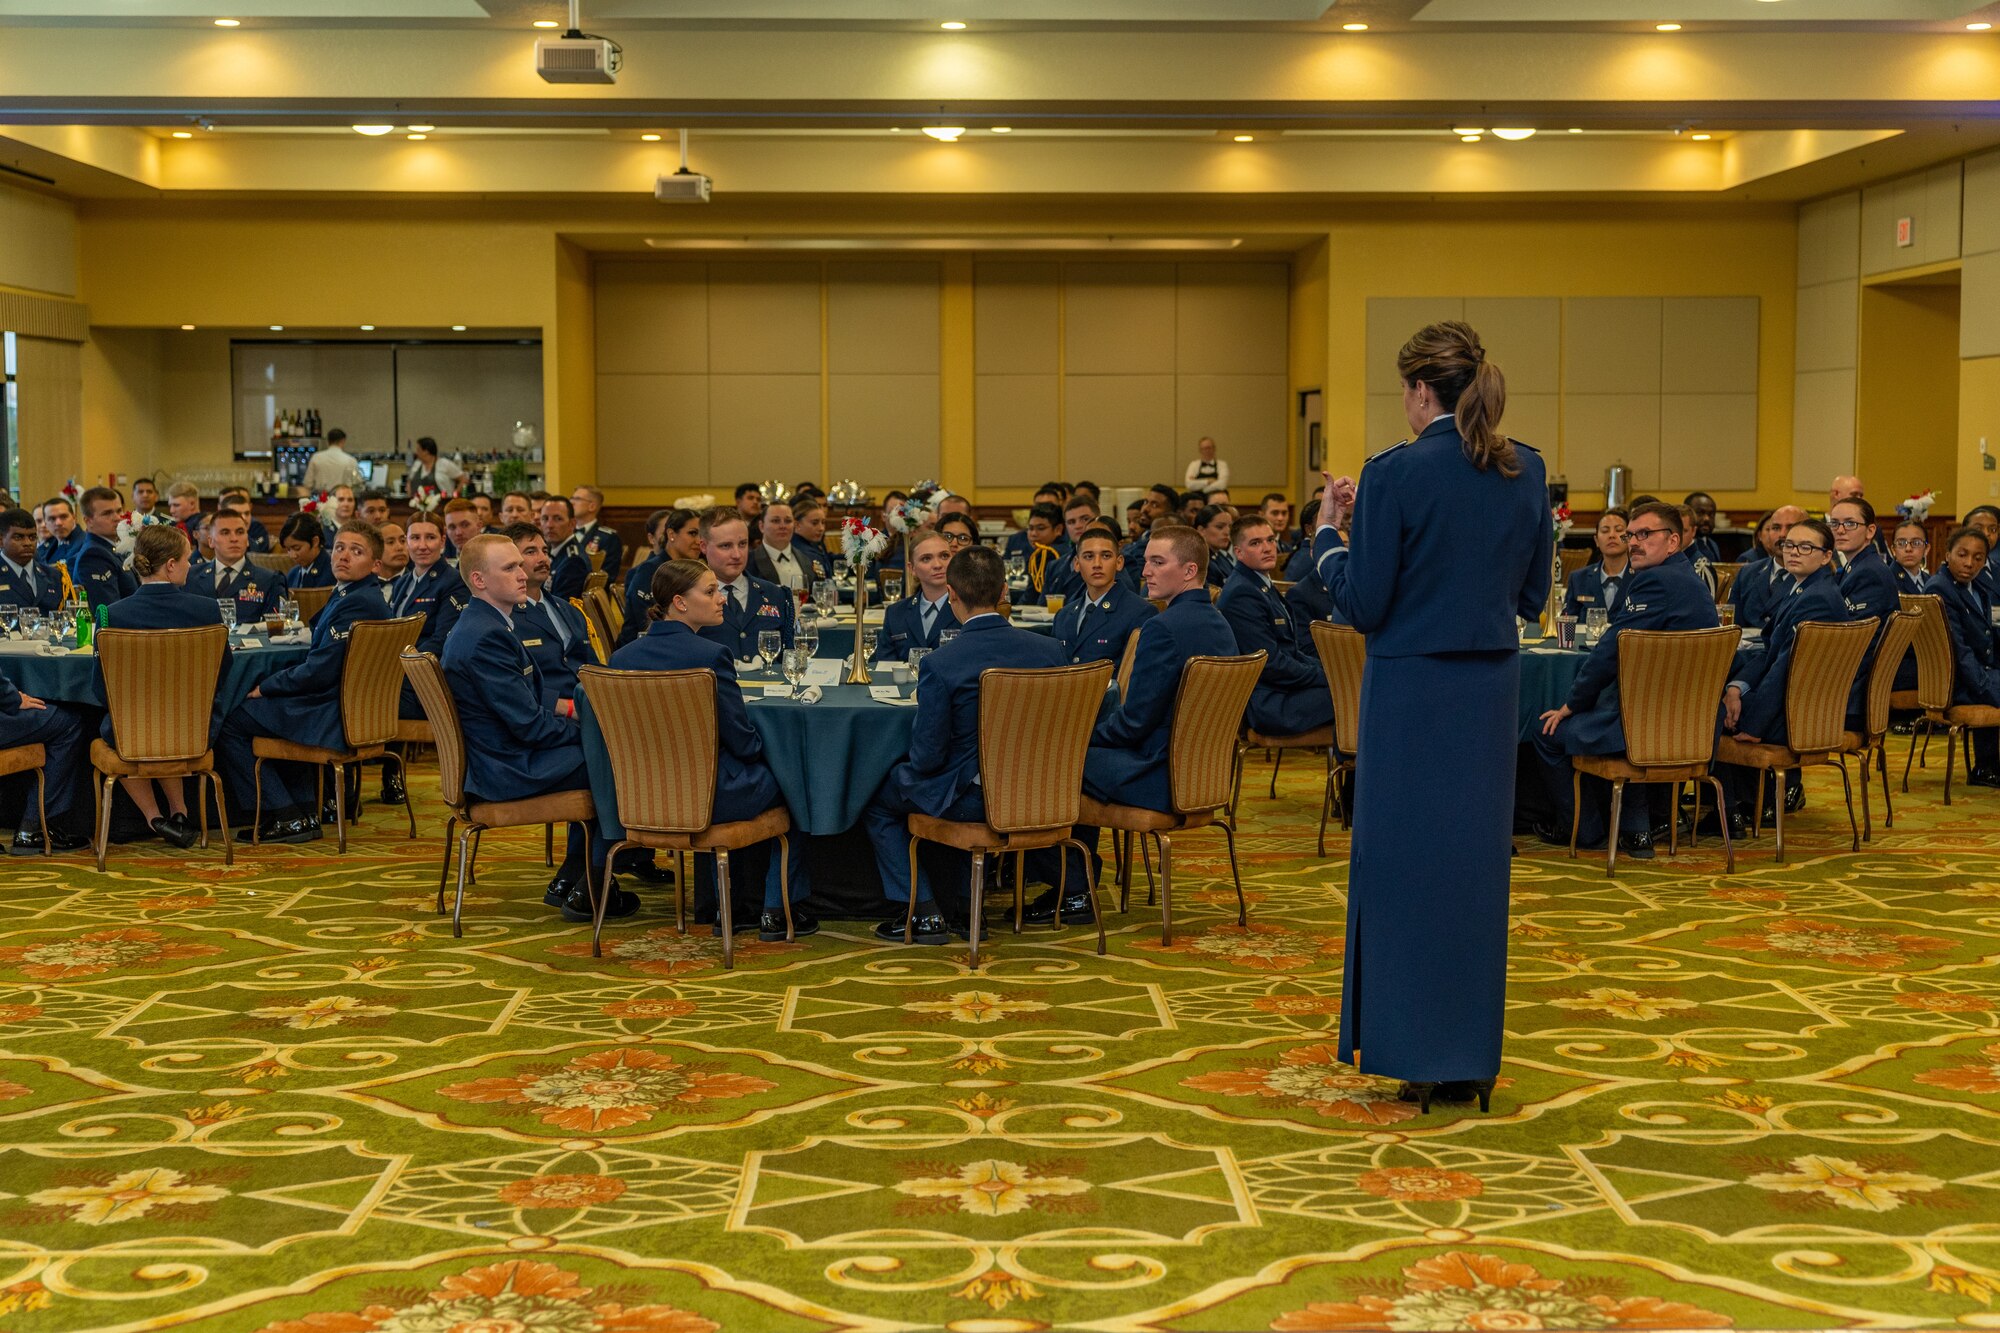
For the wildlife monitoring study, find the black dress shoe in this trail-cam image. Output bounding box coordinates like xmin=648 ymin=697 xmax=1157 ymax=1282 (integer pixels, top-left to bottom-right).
xmin=876 ymin=913 xmax=949 ymax=946
xmin=760 ymin=909 xmax=817 ymax=941
xmin=379 ymin=771 xmax=407 ymax=805
xmin=164 ymin=811 xmax=201 ymax=845
xmin=1616 ymin=831 xmax=1655 ymax=860
xmin=1683 ymin=809 xmax=1751 ymax=841
xmin=1528 ymin=817 xmax=1567 ymax=846
xmin=256 ymin=816 xmax=321 ymax=845
xmin=559 ymin=878 xmax=638 ymax=923
xmin=1967 ymin=766 xmax=2000 ymax=789
xmin=1021 ymin=890 xmax=1095 ymax=927
xmin=320 ymin=799 xmax=344 ymax=825
xmin=1400 ymin=1079 xmax=1498 ymax=1113
xmin=151 ymin=815 xmax=198 ymax=850
xmin=543 ymin=872 xmax=585 ymax=908
xmin=9 ymin=827 xmax=89 ymax=856
xmin=1784 ymin=780 xmax=1806 ymax=813
xmin=612 ymin=849 xmax=674 ymax=883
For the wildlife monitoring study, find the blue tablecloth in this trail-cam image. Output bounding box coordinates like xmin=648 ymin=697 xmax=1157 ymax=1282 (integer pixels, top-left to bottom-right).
xmin=802 ymin=612 xmax=1054 ymax=663
xmin=1516 ymin=643 xmax=1588 ymax=739
xmin=0 ymin=640 xmax=310 ymax=710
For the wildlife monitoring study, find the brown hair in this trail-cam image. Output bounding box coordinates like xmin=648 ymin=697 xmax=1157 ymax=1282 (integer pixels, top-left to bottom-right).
xmin=405 ymin=513 xmax=443 ymax=534
xmin=1397 ymin=320 xmax=1518 ymax=478
xmin=444 ymin=498 xmax=477 ymax=514
xmin=648 ymin=558 xmax=712 ymax=620
xmin=1228 ymin=514 xmax=1272 ymax=548
xmin=946 ymin=544 xmax=1007 ymax=608
xmin=699 ymin=505 xmax=746 ymax=538
xmin=131 ymin=524 xmax=191 ymax=578
xmin=1146 ymin=523 xmax=1209 ymax=579
xmin=336 ymin=518 xmax=384 ymax=559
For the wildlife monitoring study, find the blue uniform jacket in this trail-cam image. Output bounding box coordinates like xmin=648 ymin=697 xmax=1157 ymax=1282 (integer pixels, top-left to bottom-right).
xmin=516 ymin=596 xmax=596 ymax=710
xmin=794 ymin=537 xmax=836 ymax=588
xmin=1837 ymin=546 xmax=1904 ymax=717
xmin=388 ymin=562 xmax=469 ymax=657
xmin=0 ymin=556 xmax=62 ymax=613
xmin=547 ymin=538 xmax=590 ymax=601
xmin=1087 ymin=588 xmax=1238 ymax=811
xmin=577 ymin=522 xmax=623 ymax=579
xmin=1730 ymin=555 xmax=1790 ymax=633
xmin=238 ymin=576 xmax=390 ymax=752
xmin=186 ymin=557 xmax=285 ymax=619
xmin=1054 ymin=583 xmax=1155 ymax=667
xmin=1119 ymin=536 xmax=1151 ymax=592
xmin=700 ymin=574 xmax=796 ymax=660
xmin=1731 ymin=565 xmax=1850 ymax=744
xmin=1285 ymin=566 xmax=1340 ymax=627
xmin=442 ymin=597 xmax=584 ymax=801
xmin=1217 ymin=563 xmax=1332 ymax=735
xmin=36 ymin=532 xmax=85 ymax=571
xmin=245 ymin=519 xmax=273 ymax=553
xmin=606 ymin=620 xmax=782 ymax=823
xmin=74 ymin=532 xmax=136 ymax=607
xmin=618 ymin=553 xmax=662 ymax=649
xmin=1926 ymin=570 xmax=2000 ymax=707
xmin=1315 ymin=420 xmax=1551 ymax=658
xmin=1558 ymin=557 xmax=1721 ymax=755
xmin=900 ymin=613 xmax=1068 ymax=813
xmin=876 ymin=591 xmax=954 ymax=662
xmin=1283 ymin=542 xmax=1317 ymax=583
xmin=1893 ymin=563 xmax=1928 ymax=597
xmin=1688 ymin=535 xmax=1722 ymax=566
xmin=285 ymin=550 xmax=335 ymax=590
xmin=1562 ymin=560 xmax=1630 ymax=620
xmin=1010 ymin=543 xmax=1068 ymax=608
xmin=1206 ymin=551 xmax=1237 ymax=590
xmin=99 ymin=582 xmax=232 ymax=742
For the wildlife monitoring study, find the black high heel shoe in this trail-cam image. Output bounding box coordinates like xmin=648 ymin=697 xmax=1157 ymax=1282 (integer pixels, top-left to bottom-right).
xmin=1398 ymin=1079 xmax=1497 ymax=1114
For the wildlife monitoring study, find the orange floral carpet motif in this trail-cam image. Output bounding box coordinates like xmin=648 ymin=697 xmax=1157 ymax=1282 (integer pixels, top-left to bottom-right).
xmin=0 ymin=752 xmax=1994 ymax=1332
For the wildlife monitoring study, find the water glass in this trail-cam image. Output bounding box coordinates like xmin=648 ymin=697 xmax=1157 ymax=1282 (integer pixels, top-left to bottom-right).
xmin=21 ymin=609 xmax=44 ymax=640
xmin=861 ymin=628 xmax=879 ymax=660
xmin=813 ymin=581 xmax=837 ymax=617
xmin=280 ymin=598 xmax=300 ymax=630
xmin=1005 ymin=555 xmax=1026 ymax=585
xmin=0 ymin=603 xmax=17 ymax=636
xmin=797 ymin=621 xmax=819 ymax=657
xmin=906 ymin=646 xmax=930 ymax=677
xmin=218 ymin=599 xmax=237 ymax=629
xmin=833 ymin=558 xmax=850 ymax=586
xmin=756 ymin=629 xmax=782 ymax=673
xmin=782 ymin=646 xmax=810 ymax=692
xmin=1584 ymin=607 xmax=1609 ymax=646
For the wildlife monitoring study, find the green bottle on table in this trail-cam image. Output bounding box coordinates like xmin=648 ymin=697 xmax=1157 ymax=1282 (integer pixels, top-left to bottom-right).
xmin=74 ymin=598 xmax=93 ymax=650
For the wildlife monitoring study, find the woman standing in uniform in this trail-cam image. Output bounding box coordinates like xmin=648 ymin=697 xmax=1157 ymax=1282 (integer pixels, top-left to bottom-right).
xmin=1314 ymin=321 xmax=1550 ymax=1113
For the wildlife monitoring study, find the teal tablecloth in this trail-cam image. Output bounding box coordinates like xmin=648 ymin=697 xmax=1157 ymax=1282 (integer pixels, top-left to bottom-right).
xmin=803 ymin=612 xmax=1054 ymax=662
xmin=0 ymin=640 xmax=310 ymax=710
xmin=1516 ymin=644 xmax=1588 ymax=739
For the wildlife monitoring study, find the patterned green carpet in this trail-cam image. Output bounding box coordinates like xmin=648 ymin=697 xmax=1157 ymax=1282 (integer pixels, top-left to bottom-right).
xmin=1 ymin=751 xmax=1997 ymax=1333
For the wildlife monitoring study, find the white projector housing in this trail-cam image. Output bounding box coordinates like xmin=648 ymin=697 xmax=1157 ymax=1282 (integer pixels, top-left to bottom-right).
xmin=655 ymin=170 xmax=713 ymax=203
xmin=535 ymin=35 xmax=620 ymax=84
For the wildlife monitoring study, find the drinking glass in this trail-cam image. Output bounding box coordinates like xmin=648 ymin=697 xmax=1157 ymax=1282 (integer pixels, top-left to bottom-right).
xmin=880 ymin=572 xmax=904 ymax=604
xmin=906 ymin=646 xmax=930 ymax=677
xmin=782 ymin=646 xmax=809 ymax=693
xmin=940 ymin=626 xmax=961 ymax=646
xmin=861 ymin=628 xmax=879 ymax=661
xmin=833 ymin=558 xmax=850 ymax=586
xmin=796 ymin=621 xmax=819 ymax=657
xmin=280 ymin=598 xmax=300 ymax=631
xmin=756 ymin=629 xmax=782 ymax=673
xmin=813 ymin=581 xmax=837 ymax=617
xmin=1044 ymin=592 xmax=1066 ymax=615
xmin=1584 ymin=607 xmax=1609 ymax=646
xmin=21 ymin=609 xmax=44 ymax=641
xmin=217 ymin=600 xmax=237 ymax=630
xmin=0 ymin=603 xmax=17 ymax=637
xmin=1005 ymin=555 xmax=1026 ymax=585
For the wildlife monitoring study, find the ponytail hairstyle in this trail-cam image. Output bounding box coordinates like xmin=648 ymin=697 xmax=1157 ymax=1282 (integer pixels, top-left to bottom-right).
xmin=1396 ymin=320 xmax=1518 ymax=478
xmin=648 ymin=558 xmax=712 ymax=622
xmin=132 ymin=523 xmax=191 ymax=579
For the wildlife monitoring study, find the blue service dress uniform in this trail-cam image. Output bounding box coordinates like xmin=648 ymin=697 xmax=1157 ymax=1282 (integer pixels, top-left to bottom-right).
xmin=1284 ymin=566 xmax=1341 ymax=627
xmin=1836 ymin=545 xmax=1904 ymax=723
xmin=1119 ymin=535 xmax=1151 ymax=593
xmin=1562 ymin=560 xmax=1628 ymax=620
xmin=96 ymin=582 xmax=232 ymax=745
xmin=1728 ymin=564 xmax=1850 ymax=747
xmin=1729 ymin=553 xmax=1790 ymax=634
xmin=1283 ymin=542 xmax=1317 ymax=584
xmin=217 ymin=575 xmax=390 ymax=818
xmin=1053 ymin=584 xmax=1155 ymax=668
xmin=1313 ymin=417 xmax=1551 ymax=1085
xmin=617 ymin=553 xmax=663 ymax=649
xmin=793 ymin=538 xmax=835 ymax=590
xmin=74 ymin=532 xmax=136 ymax=607
xmin=577 ymin=521 xmax=623 ymax=580
xmin=1927 ymin=569 xmax=2000 ymax=768
xmin=0 ymin=667 xmax=83 ymax=837
xmin=1081 ymin=587 xmax=1237 ymax=816
xmin=36 ymin=532 xmax=84 ymax=571
xmin=604 ymin=621 xmax=810 ymax=912
xmin=547 ymin=537 xmax=590 ymax=601
xmin=1893 ymin=562 xmax=1928 ymax=597
xmin=702 ymin=575 xmax=796 ymax=660
xmin=442 ymin=597 xmax=605 ymax=879
xmin=1205 ymin=550 xmax=1237 ymax=590
xmin=1217 ymin=563 xmax=1334 ymax=736
xmin=389 ymin=561 xmax=469 ymax=716
xmin=186 ymin=557 xmax=284 ymax=620
xmin=285 ymin=549 xmax=335 ymax=590
xmin=1531 ymin=557 xmax=1719 ymax=844
xmin=516 ymin=595 xmax=596 ymax=713
xmin=0 ymin=555 xmax=62 ymax=614
xmin=862 ymin=614 xmax=1068 ymax=912
xmin=1688 ymin=534 xmax=1722 ymax=566
xmin=875 ymin=592 xmax=954 ymax=662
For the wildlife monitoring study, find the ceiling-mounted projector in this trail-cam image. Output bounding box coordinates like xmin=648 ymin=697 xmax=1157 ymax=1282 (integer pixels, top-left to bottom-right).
xmin=535 ymin=1 xmax=620 ymax=83
xmin=654 ymin=130 xmax=712 ymax=203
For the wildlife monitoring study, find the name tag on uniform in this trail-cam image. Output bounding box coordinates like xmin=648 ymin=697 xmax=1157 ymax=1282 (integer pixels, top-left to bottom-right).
xmin=522 ymin=664 xmax=535 ymax=676
xmin=1574 ymin=594 xmax=1597 ymax=604
xmin=1990 ymin=606 xmax=2000 ymax=627
xmin=521 ymin=637 xmax=544 ymax=647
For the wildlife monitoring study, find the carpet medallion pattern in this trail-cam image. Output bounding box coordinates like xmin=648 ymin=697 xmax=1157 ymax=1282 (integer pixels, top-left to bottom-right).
xmin=0 ymin=761 xmax=1995 ymax=1332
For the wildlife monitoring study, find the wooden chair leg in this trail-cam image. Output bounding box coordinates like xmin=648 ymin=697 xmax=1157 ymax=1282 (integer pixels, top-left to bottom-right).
xmin=544 ymin=822 xmax=555 ymax=867
xmin=435 ymin=814 xmax=457 ymax=914
xmin=1705 ymin=776 xmax=1734 ymax=873
xmin=390 ymin=751 xmax=417 ymax=838
xmin=1141 ymin=833 xmax=1156 ymax=905
xmin=1567 ymin=768 xmax=1583 ymax=860
xmin=1221 ymin=821 xmax=1247 ymax=926
xmin=1833 ymin=758 xmax=1859 ymax=852
xmin=1858 ymin=748 xmax=1873 ymax=842
xmin=1605 ymin=779 xmax=1625 ymax=877
xmin=1944 ymin=724 xmax=1959 ymax=807
xmin=212 ymin=772 xmax=233 ymax=866
xmin=1269 ymin=747 xmax=1283 ymax=799
xmin=1116 ymin=830 xmax=1132 ymax=914
xmin=593 ymin=835 xmax=626 ymax=957
xmin=904 ymin=834 xmax=922 ymax=943
xmin=1067 ymin=837 xmax=1106 ymax=955
xmin=331 ymin=761 xmax=348 ymax=854
xmin=1666 ymin=782 xmax=1679 ymax=858
xmin=968 ymin=849 xmax=986 ymax=969
xmin=716 ymin=849 xmax=735 ymax=970
xmin=1317 ymin=765 xmax=1334 ymax=857
xmin=1879 ymin=741 xmax=1894 ymax=829
xmin=94 ymin=774 xmax=113 ymax=872
xmin=1012 ymin=848 xmax=1025 ymax=934
xmin=1689 ymin=778 xmax=1702 ymax=851
xmin=251 ymin=757 xmax=265 ymax=843
xmin=465 ymin=828 xmax=482 ymax=884
xmin=1773 ymin=776 xmax=1787 ymax=865
xmin=776 ymin=834 xmax=795 ymax=941
xmin=1903 ymin=721 xmax=1921 ymax=792
xmin=1157 ymin=832 xmax=1174 ymax=946
xmin=451 ymin=823 xmax=476 ymax=937
xmin=1749 ymin=769 xmax=1765 ymax=839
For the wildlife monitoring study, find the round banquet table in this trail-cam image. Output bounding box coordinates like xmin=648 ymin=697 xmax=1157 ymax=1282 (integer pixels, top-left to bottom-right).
xmin=1515 ymin=641 xmax=1588 ymax=738
xmin=801 ymin=610 xmax=1054 ymax=664
xmin=0 ymin=639 xmax=311 ymax=710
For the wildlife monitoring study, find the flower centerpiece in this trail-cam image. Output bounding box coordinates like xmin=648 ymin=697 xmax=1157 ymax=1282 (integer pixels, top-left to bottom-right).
xmin=297 ymin=491 xmax=329 ymax=520
xmin=1897 ymin=490 xmax=1937 ymax=524
xmin=671 ymin=493 xmax=716 ymax=512
xmin=113 ymin=509 xmax=169 ymax=558
xmin=409 ymin=486 xmax=444 ymax=516
xmin=841 ymin=515 xmax=890 ymax=684
xmin=887 ymin=480 xmax=944 ymax=534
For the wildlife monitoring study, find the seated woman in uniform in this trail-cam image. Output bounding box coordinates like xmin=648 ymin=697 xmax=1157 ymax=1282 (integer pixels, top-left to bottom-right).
xmin=98 ymin=524 xmax=228 ymax=849
xmin=279 ymin=512 xmax=335 ymax=589
xmin=1563 ymin=507 xmax=1629 ymax=620
xmin=934 ymin=511 xmax=981 ymax=555
xmin=1926 ymin=526 xmax=2000 ymax=786
xmin=1195 ymin=504 xmax=1235 ymax=588
xmin=876 ymin=529 xmax=954 ymax=662
xmin=1891 ymin=521 xmax=1931 ymax=596
xmin=606 ymin=558 xmax=813 ymax=939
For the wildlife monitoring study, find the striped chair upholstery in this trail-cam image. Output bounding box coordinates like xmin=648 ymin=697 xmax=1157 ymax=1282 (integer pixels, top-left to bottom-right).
xmin=1893 ymin=594 xmax=1973 ymax=804
xmin=293 ymin=584 xmax=334 ymax=625
xmin=1712 ymin=562 xmax=1742 ymax=604
xmin=1309 ymin=622 xmax=1366 ymax=852
xmin=589 ymin=585 xmax=624 ymax=639
xmin=1083 ymin=653 xmax=1264 ymax=947
xmin=1568 ymin=626 xmax=1740 ymax=876
xmin=251 ymin=551 xmax=293 ymax=574
xmin=401 ymin=649 xmax=599 ymax=938
xmin=1559 ymin=548 xmax=1593 ymax=581
xmin=906 ymin=661 xmax=1112 ymax=967
xmin=90 ymin=623 xmax=233 ymax=871
xmin=252 ymin=614 xmax=422 ymax=852
xmin=580 ymin=665 xmax=794 ymax=966
xmin=572 ymin=596 xmax=610 ymax=662
xmin=584 ymin=569 xmax=609 ymax=596
xmin=1716 ymin=618 xmax=1874 ymax=864
xmin=1115 ymin=631 xmax=1142 ymax=702
xmin=1838 ymin=609 xmax=1920 ymax=839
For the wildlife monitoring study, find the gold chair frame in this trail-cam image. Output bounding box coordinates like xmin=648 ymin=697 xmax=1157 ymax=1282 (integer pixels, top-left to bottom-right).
xmin=90 ymin=623 xmax=233 ymax=871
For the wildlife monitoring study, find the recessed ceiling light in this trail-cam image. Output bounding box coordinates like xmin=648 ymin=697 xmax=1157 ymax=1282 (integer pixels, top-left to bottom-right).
xmin=1569 ymin=127 xmax=1584 ymax=133
xmin=940 ymin=20 xmax=966 ymax=29
xmin=212 ymin=17 xmax=239 ymax=25
xmin=408 ymin=124 xmax=434 ymax=132
xmin=1970 ymin=20 xmax=1993 ymax=28
xmin=1492 ymin=128 xmax=1536 ymax=140
xmin=180 ymin=324 xmax=196 ymax=331
xmin=359 ymin=325 xmax=375 ymax=331
xmin=352 ymin=124 xmax=394 ymax=136
xmin=171 ymin=130 xmax=192 ymax=139
xmin=533 ymin=18 xmax=560 ymax=27
xmin=1655 ymin=21 xmax=1681 ymax=30
xmin=451 ymin=324 xmax=468 ymax=331
xmin=407 ymin=133 xmax=427 ymax=140
xmin=1692 ymin=132 xmax=1712 ymax=140
xmin=1233 ymin=134 xmax=1254 ymax=142
xmin=1342 ymin=22 xmax=1368 ymax=30
xmin=921 ymin=126 xmax=965 ymax=141
xmin=991 ymin=126 xmax=1012 ymax=133
xmin=269 ymin=325 xmax=284 ymax=331
xmin=1461 ymin=134 xmax=1482 ymax=142
xmin=1452 ymin=127 xmax=1484 ymax=136
xmin=641 ymin=133 xmax=662 ymax=141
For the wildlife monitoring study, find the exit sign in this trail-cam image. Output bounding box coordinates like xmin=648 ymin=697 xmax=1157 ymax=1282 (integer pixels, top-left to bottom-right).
xmin=1896 ymin=216 xmax=1915 ymax=247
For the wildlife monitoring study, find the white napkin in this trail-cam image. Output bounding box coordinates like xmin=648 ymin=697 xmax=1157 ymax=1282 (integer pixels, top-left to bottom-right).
xmin=0 ymin=639 xmax=64 ymax=657
xmin=796 ymin=684 xmax=823 ymax=704
xmin=266 ymin=629 xmax=311 ymax=645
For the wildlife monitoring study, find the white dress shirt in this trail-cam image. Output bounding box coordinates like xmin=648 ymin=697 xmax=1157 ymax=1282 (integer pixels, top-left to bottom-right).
xmin=762 ymin=541 xmax=804 ymax=592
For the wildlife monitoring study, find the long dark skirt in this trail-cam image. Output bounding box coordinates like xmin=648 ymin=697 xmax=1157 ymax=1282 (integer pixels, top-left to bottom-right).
xmin=1338 ymin=649 xmax=1517 ymax=1083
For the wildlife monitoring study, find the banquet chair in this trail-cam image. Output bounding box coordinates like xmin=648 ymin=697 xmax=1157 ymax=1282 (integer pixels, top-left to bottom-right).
xmin=400 ymin=649 xmax=596 ymax=937
xmin=589 ymin=584 xmax=624 ymax=639
xmin=877 ymin=567 xmax=905 ymax=601
xmin=904 ymin=660 xmax=1111 ymax=967
xmin=1894 ymin=594 xmax=1967 ymax=803
xmin=1715 ymin=618 xmax=1874 ymax=864
xmin=292 ymin=584 xmax=334 ymax=625
xmin=1559 ymin=548 xmax=1593 ymax=581
xmin=0 ymin=745 xmax=48 ymax=857
xmin=572 ymin=596 xmax=610 ymax=662
xmin=584 ymin=569 xmax=608 ymax=597
xmin=1310 ymin=621 xmax=1366 ymax=855
xmin=1567 ymin=625 xmax=1740 ymax=876
xmin=1084 ymin=652 xmax=1262 ymax=947
xmin=1712 ymin=562 xmax=1743 ymax=604
xmin=250 ymin=552 xmax=293 ymax=574
xmin=1115 ymin=632 xmax=1142 ymax=702
xmin=90 ymin=624 xmax=232 ymax=871
xmin=1838 ymin=609 xmax=1921 ymax=838
xmin=252 ymin=615 xmax=422 ymax=852
xmin=579 ymin=665 xmax=792 ymax=967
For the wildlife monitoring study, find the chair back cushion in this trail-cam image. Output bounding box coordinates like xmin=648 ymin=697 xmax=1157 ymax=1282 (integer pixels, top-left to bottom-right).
xmin=578 ymin=666 xmax=718 ymax=834
xmin=1713 ymin=562 xmax=1742 ymax=604
xmin=1863 ymin=610 xmax=1922 ymax=736
xmin=97 ymin=624 xmax=228 ymax=763
xmin=294 ymin=584 xmax=334 ymax=625
xmin=400 ymin=650 xmax=467 ymax=807
xmin=341 ymin=615 xmax=424 ymax=749
xmin=584 ymin=569 xmax=609 ymax=596
xmin=1785 ymin=618 xmax=1877 ymax=753
xmin=1169 ymin=653 xmax=1266 ymax=813
xmin=1614 ymin=625 xmax=1741 ymax=767
xmin=1310 ymin=621 xmax=1367 ymax=757
xmin=977 ymin=661 xmax=1113 ymax=834
xmin=1899 ymin=594 xmax=1955 ymax=712
xmin=1115 ymin=631 xmax=1142 ymax=703
xmin=250 ymin=551 xmax=293 ymax=574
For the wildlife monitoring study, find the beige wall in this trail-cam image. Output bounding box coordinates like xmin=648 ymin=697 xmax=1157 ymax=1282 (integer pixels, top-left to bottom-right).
xmin=0 ymin=184 xmax=77 ymax=299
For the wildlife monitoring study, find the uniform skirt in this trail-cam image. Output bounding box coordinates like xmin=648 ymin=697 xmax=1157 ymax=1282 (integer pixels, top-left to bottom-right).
xmin=1338 ymin=648 xmax=1516 ymax=1083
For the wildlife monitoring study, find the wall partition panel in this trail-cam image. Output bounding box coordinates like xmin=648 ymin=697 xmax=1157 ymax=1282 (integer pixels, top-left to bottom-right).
xmin=828 ymin=263 xmax=940 ymax=480
xmin=974 ymin=262 xmax=1060 ymax=488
